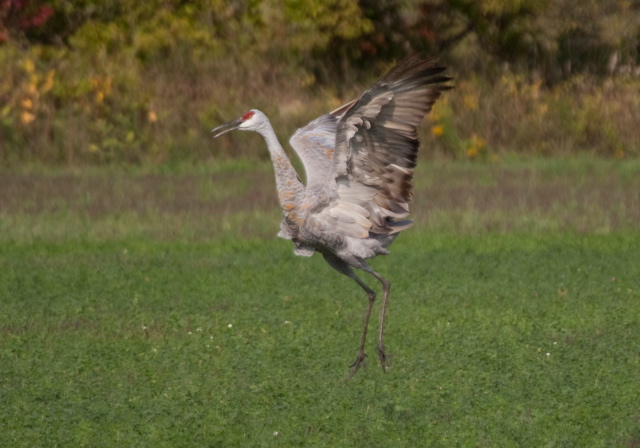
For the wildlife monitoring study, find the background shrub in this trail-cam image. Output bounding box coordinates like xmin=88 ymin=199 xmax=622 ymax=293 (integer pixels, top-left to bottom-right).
xmin=0 ymin=0 xmax=638 ymax=165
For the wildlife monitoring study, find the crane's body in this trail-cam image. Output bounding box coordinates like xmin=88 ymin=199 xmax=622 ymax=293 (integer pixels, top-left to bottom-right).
xmin=212 ymin=55 xmax=451 ymax=376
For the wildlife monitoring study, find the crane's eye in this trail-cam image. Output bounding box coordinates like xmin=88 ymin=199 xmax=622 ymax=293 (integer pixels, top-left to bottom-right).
xmin=242 ymin=111 xmax=255 ymax=121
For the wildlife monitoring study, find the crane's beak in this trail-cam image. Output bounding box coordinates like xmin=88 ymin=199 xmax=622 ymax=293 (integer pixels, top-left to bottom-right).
xmin=211 ymin=118 xmax=243 ymax=138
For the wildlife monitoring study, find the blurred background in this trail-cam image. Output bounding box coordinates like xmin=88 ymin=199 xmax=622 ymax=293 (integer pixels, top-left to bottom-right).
xmin=0 ymin=0 xmax=639 ymax=166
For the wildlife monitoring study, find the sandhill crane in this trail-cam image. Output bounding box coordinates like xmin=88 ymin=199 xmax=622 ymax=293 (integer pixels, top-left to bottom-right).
xmin=212 ymin=55 xmax=451 ymax=376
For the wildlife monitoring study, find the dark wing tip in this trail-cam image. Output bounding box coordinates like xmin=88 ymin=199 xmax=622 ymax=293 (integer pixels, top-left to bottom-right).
xmin=378 ymin=54 xmax=441 ymax=84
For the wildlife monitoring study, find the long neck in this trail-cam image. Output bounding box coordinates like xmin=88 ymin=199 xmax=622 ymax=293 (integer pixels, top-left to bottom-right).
xmin=257 ymin=122 xmax=306 ymax=216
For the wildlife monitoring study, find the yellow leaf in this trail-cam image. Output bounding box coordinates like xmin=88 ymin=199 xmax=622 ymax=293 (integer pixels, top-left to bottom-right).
xmin=463 ymin=94 xmax=479 ymax=111
xmin=471 ymin=135 xmax=486 ymax=149
xmin=20 ymin=111 xmax=36 ymax=124
xmin=431 ymin=124 xmax=444 ymax=137
xmin=41 ymin=70 xmax=55 ymax=93
xmin=21 ymin=98 xmax=33 ymax=110
xmin=23 ymin=59 xmax=35 ymax=74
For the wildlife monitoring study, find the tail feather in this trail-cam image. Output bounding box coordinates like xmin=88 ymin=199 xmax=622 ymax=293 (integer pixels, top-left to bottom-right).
xmin=370 ymin=232 xmax=400 ymax=250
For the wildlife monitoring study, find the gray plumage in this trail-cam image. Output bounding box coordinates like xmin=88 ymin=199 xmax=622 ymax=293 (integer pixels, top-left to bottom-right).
xmin=212 ymin=55 xmax=451 ymax=376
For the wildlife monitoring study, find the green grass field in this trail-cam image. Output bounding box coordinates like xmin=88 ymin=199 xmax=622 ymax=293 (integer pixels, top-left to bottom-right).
xmin=1 ymin=158 xmax=639 ymax=446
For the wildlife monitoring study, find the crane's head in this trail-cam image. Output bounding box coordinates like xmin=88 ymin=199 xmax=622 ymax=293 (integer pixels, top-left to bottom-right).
xmin=211 ymin=109 xmax=267 ymax=138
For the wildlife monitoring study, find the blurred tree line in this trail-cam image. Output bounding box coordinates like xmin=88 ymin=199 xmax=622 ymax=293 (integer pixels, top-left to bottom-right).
xmin=4 ymin=0 xmax=638 ymax=81
xmin=1 ymin=0 xmax=639 ymax=164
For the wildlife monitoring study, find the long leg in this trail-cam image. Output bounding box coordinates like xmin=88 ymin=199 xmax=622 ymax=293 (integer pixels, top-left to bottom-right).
xmin=361 ymin=265 xmax=391 ymax=370
xmin=322 ymin=253 xmax=376 ymax=377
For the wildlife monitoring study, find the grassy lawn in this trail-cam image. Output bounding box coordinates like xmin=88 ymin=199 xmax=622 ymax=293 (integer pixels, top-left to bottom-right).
xmin=1 ymin=158 xmax=639 ymax=446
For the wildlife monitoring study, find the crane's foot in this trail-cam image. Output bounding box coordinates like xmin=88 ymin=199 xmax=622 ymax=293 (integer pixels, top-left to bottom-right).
xmin=349 ymin=351 xmax=367 ymax=378
xmin=377 ymin=343 xmax=387 ymax=372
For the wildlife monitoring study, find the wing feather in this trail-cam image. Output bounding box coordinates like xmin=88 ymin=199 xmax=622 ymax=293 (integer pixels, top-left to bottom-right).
xmin=310 ymin=55 xmax=451 ymax=237
xmin=288 ymin=96 xmax=360 ymax=190
xmin=288 ymin=113 xmax=340 ymax=190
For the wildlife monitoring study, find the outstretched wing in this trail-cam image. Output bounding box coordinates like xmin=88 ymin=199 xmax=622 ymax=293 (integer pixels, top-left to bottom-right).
xmin=312 ymin=55 xmax=451 ymax=238
xmin=288 ymin=100 xmax=356 ymax=190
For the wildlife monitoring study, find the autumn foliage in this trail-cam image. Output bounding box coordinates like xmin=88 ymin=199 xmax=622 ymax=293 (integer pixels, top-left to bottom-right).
xmin=1 ymin=0 xmax=638 ymax=165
